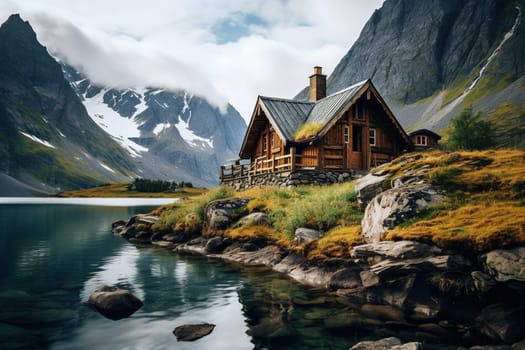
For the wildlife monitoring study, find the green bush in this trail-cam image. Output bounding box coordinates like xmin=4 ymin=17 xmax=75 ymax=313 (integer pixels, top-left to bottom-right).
xmin=446 ymin=107 xmax=495 ymax=151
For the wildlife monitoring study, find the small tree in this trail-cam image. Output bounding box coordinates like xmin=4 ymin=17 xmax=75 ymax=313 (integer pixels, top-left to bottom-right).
xmin=446 ymin=107 xmax=494 ymax=150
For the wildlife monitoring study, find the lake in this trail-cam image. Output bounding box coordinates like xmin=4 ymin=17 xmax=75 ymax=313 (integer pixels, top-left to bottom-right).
xmin=0 ymin=199 xmax=386 ymax=350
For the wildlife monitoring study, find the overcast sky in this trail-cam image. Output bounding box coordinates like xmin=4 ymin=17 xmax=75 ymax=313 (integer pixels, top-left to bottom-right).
xmin=0 ymin=0 xmax=384 ymax=121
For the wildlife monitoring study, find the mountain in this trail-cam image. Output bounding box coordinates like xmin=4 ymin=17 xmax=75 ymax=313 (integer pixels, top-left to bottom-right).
xmin=0 ymin=14 xmax=137 ymax=195
xmin=298 ymin=0 xmax=525 ymax=148
xmin=0 ymin=14 xmax=247 ymax=195
xmin=60 ymin=65 xmax=247 ymax=187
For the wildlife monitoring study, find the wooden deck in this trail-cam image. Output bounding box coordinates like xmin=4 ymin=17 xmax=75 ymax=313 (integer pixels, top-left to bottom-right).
xmin=220 ymin=152 xmax=318 ymax=182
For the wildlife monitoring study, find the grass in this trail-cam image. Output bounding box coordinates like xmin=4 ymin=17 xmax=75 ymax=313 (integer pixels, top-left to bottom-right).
xmin=56 ymin=183 xmax=207 ymax=198
xmin=153 ymin=186 xmax=234 ymax=232
xmin=379 ymin=149 xmax=525 ymax=253
xmin=240 ymin=181 xmax=362 ymax=240
xmin=385 ymin=201 xmax=525 ymax=253
xmin=147 ymin=148 xmax=524 ymax=257
xmin=305 ymin=226 xmax=364 ymax=260
xmin=294 ymin=122 xmax=323 ymax=141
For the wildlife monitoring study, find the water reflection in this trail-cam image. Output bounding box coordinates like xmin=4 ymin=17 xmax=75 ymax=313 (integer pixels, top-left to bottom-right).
xmin=80 ymin=245 xmax=144 ymax=302
xmin=54 ymin=248 xmax=253 ymax=350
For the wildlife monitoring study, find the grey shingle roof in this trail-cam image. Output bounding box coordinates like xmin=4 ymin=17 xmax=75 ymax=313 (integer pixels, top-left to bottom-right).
xmin=259 ymin=80 xmax=367 ymax=143
xmin=306 ymin=80 xmax=367 ymax=127
xmin=259 ymin=97 xmax=313 ymax=141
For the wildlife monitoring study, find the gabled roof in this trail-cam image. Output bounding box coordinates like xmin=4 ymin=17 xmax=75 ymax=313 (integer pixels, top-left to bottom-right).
xmin=408 ymin=129 xmax=442 ymax=140
xmin=259 ymin=97 xmax=313 ymax=142
xmin=239 ymin=79 xmax=411 ymax=158
xmin=306 ymin=80 xmax=367 ymax=126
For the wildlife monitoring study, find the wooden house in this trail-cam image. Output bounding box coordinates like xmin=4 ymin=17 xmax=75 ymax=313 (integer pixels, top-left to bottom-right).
xmin=408 ymin=129 xmax=441 ymax=149
xmin=220 ymin=67 xmax=412 ymax=185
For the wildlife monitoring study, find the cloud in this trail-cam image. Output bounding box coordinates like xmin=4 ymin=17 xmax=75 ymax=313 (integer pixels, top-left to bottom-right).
xmin=0 ymin=0 xmax=384 ymax=121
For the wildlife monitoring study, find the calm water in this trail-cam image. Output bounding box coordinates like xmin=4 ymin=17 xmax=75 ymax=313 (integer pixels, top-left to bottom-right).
xmin=1 ymin=201 xmax=377 ymax=350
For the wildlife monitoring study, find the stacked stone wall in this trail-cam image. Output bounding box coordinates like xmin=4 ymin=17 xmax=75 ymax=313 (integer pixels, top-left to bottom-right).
xmin=221 ymin=169 xmax=354 ymax=191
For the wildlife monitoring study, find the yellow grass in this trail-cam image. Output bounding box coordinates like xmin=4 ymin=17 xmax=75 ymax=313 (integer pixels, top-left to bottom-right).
xmin=306 ymin=226 xmax=364 ymax=260
xmin=224 ymin=225 xmax=286 ymax=243
xmin=56 ymin=183 xmax=206 ymax=198
xmin=386 ymin=201 xmax=525 ymax=252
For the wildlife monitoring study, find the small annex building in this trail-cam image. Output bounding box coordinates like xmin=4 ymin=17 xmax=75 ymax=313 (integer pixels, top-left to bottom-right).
xmin=220 ymin=66 xmax=413 ymax=190
xmin=408 ymin=129 xmax=441 ymax=149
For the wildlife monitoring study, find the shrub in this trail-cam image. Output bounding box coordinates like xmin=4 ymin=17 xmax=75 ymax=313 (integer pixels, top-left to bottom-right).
xmin=446 ymin=107 xmax=495 ymax=151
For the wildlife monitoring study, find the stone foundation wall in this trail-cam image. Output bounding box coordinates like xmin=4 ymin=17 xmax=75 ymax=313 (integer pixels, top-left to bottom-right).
xmin=221 ymin=169 xmax=355 ymax=191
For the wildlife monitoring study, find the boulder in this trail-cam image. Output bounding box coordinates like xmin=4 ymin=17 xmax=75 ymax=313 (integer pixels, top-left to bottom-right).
xmin=294 ymin=227 xmax=321 ymax=245
xmin=360 ymin=270 xmax=380 ymax=288
xmin=205 ymin=236 xmax=229 ymax=253
xmin=329 ymin=267 xmax=362 ymax=290
xmin=233 ymin=212 xmax=270 ymax=228
xmin=173 ymin=323 xmax=215 ymax=341
xmin=355 ymin=173 xmax=389 ymax=209
xmin=205 ymin=198 xmax=250 ymax=230
xmin=111 ymin=220 xmax=126 ymax=229
xmin=88 ymin=286 xmax=143 ymax=320
xmin=361 ymin=183 xmax=445 ymax=243
xmin=370 ymin=255 xmax=471 ymax=278
xmin=482 ymin=247 xmax=525 ymax=282
xmin=350 ymin=337 xmax=422 ymax=350
xmin=351 ymin=241 xmax=440 ymax=263
xmin=477 ymin=304 xmax=525 ymax=344
xmin=471 ymin=271 xmax=497 ymax=294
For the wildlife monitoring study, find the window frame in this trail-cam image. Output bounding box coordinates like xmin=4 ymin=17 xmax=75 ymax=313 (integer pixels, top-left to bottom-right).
xmin=416 ymin=135 xmax=427 ymax=146
xmin=369 ymin=128 xmax=376 ymax=146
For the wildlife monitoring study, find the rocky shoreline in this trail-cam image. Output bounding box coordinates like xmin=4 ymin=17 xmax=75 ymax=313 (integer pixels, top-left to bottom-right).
xmin=113 ymin=213 xmax=525 ymax=349
xmin=111 ymin=154 xmax=525 ymax=349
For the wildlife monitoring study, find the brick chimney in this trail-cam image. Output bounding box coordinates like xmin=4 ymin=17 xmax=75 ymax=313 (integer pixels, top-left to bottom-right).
xmin=309 ymin=66 xmax=326 ymax=102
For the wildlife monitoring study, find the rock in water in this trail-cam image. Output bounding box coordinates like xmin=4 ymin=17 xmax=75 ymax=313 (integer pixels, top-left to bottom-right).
xmin=173 ymin=323 xmax=215 ymax=341
xmin=349 ymin=337 xmax=424 ymax=349
xmin=88 ymin=286 xmax=143 ymax=320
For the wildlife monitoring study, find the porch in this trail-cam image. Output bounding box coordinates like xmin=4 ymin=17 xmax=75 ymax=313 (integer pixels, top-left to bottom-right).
xmin=219 ymin=149 xmax=318 ymax=183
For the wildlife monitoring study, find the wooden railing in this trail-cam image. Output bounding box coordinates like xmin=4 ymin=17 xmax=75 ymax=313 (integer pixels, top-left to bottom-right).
xmin=220 ymin=151 xmax=317 ymax=182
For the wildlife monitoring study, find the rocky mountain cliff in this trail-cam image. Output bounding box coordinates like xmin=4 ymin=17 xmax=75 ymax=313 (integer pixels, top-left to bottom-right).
xmin=298 ymin=0 xmax=525 ymax=147
xmin=61 ymin=65 xmax=246 ymax=188
xmin=0 ymin=14 xmax=136 ymax=195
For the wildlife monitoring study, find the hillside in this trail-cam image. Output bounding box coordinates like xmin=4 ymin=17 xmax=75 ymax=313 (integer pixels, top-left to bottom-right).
xmin=297 ymin=0 xmax=525 ymax=148
xmin=0 ymin=14 xmax=137 ymax=195
xmin=144 ymin=148 xmax=525 ymax=257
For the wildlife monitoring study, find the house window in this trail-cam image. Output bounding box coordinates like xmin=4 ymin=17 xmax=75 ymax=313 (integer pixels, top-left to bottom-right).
xmin=416 ymin=135 xmax=427 ymax=146
xmin=344 ymin=126 xmax=349 ymax=144
xmin=271 ymin=133 xmax=275 ymax=148
xmin=262 ymin=133 xmax=267 ymax=154
xmin=369 ymin=128 xmax=376 ymax=146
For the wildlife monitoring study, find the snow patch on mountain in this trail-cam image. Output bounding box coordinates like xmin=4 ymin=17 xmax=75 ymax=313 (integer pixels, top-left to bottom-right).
xmin=19 ymin=131 xmax=56 ymax=149
xmin=83 ymin=89 xmax=148 ymax=158
xmin=153 ymin=122 xmax=171 ymax=135
xmin=99 ymin=162 xmax=115 ymax=174
xmin=175 ymin=112 xmax=213 ymax=149
xmin=131 ymin=88 xmax=148 ymax=118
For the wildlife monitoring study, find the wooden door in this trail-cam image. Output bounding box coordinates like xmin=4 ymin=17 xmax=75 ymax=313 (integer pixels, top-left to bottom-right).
xmin=350 ymin=125 xmax=364 ymax=169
